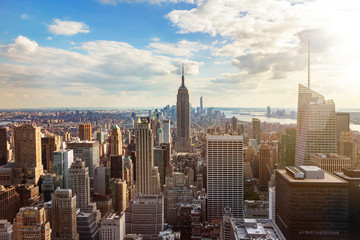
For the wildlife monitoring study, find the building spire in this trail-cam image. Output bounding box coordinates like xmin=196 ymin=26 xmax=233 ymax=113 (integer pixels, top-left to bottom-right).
xmin=181 ymin=63 xmax=185 ymax=87
xmin=308 ymin=40 xmax=310 ymax=89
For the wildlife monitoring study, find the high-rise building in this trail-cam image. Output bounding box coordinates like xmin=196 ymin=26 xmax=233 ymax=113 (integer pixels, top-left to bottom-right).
xmin=154 ymin=143 xmax=170 ymax=189
xmin=51 ymin=189 xmax=79 ymax=240
xmin=334 ymin=168 xmax=360 ymax=240
xmin=252 ymin=118 xmax=261 ymax=144
xmin=77 ymin=211 xmax=100 ymax=240
xmin=175 ymin=65 xmax=191 ymax=153
xmin=0 ymin=128 xmax=8 ymax=166
xmin=13 ymin=125 xmax=43 ymax=185
xmin=125 ymin=195 xmax=164 ymax=240
xmin=295 ymin=84 xmax=337 ymax=166
xmin=67 ymin=140 xmax=100 ymax=192
xmin=101 ymin=213 xmax=125 ymax=240
xmin=339 ymin=131 xmax=357 ymax=167
xmin=200 ymin=95 xmax=204 ymax=114
xmin=310 ymin=153 xmax=351 ymax=173
xmin=79 ymin=124 xmax=92 ymax=141
xmin=110 ymin=125 xmax=123 ymax=156
xmin=111 ymin=155 xmax=124 ymax=180
xmin=0 ymin=220 xmax=12 ymax=240
xmin=114 ymin=178 xmax=128 ymax=214
xmin=259 ymin=144 xmax=271 ymax=190
xmin=0 ymin=185 xmax=20 ymax=223
xmin=231 ymin=117 xmax=237 ymax=134
xmin=53 ymin=149 xmax=74 ymax=188
xmin=135 ymin=117 xmax=160 ymax=195
xmin=68 ymin=159 xmax=90 ymax=209
xmin=268 ymin=186 xmax=276 ymax=220
xmin=206 ymin=134 xmax=244 ymax=220
xmin=336 ymin=112 xmax=350 ymax=141
xmin=162 ymin=120 xmax=171 ymax=144
xmin=94 ymin=167 xmax=113 ymax=196
xmin=13 ymin=206 xmax=51 ymax=240
xmin=278 ymin=128 xmax=296 ymax=168
xmin=41 ymin=134 xmax=60 ymax=173
xmin=276 ymin=166 xmax=348 ymax=239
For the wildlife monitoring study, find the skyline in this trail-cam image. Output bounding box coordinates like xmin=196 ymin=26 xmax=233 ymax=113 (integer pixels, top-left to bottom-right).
xmin=1 ymin=0 xmax=360 ymax=109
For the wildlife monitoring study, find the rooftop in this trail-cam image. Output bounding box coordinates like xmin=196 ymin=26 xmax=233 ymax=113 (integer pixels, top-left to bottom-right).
xmin=278 ymin=169 xmax=347 ymax=184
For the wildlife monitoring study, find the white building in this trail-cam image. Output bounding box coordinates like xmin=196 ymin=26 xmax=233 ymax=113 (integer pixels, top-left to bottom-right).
xmin=268 ymin=186 xmax=275 ymax=220
xmin=101 ymin=213 xmax=125 ymax=240
xmin=0 ymin=220 xmax=12 ymax=240
xmin=68 ymin=159 xmax=90 ymax=209
xmin=206 ymin=134 xmax=244 ymax=220
xmin=310 ymin=153 xmax=351 ymax=173
xmin=162 ymin=120 xmax=171 ymax=144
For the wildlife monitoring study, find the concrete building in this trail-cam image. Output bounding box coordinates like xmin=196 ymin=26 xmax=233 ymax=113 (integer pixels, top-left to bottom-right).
xmin=338 ymin=131 xmax=357 ymax=167
xmin=67 ymin=140 xmax=100 ymax=192
xmin=0 ymin=128 xmax=8 ymax=166
xmin=114 ymin=178 xmax=128 ymax=214
xmin=175 ymin=65 xmax=191 ymax=153
xmin=68 ymin=159 xmax=90 ymax=209
xmin=110 ymin=125 xmax=122 ymax=156
xmin=41 ymin=134 xmax=60 ymax=173
xmin=0 ymin=163 xmax=13 ymax=186
xmin=101 ymin=213 xmax=125 ymax=240
xmin=243 ymin=201 xmax=268 ymax=219
xmin=0 ymin=220 xmax=12 ymax=240
xmin=79 ymin=124 xmax=92 ymax=141
xmin=259 ymin=145 xmax=271 ymax=190
xmin=310 ymin=153 xmax=351 ymax=173
xmin=51 ymin=189 xmax=79 ymax=240
xmin=276 ymin=166 xmax=348 ymax=239
xmin=13 ymin=125 xmax=43 ymax=185
xmin=110 ymin=155 xmax=124 ymax=180
xmin=222 ymin=217 xmax=286 ymax=240
xmin=13 ymin=206 xmax=51 ymax=240
xmin=94 ymin=167 xmax=112 ymax=196
xmin=278 ymin=128 xmax=296 ymax=168
xmin=77 ymin=211 xmax=100 ymax=240
xmin=53 ymin=149 xmax=74 ymax=188
xmin=162 ymin=120 xmax=171 ymax=144
xmin=135 ymin=117 xmax=160 ymax=195
xmin=268 ymin=186 xmax=275 ymax=220
xmin=334 ymin=168 xmax=360 ymax=240
xmin=125 ymin=195 xmax=164 ymax=240
xmin=0 ymin=185 xmax=20 ymax=223
xmin=336 ymin=112 xmax=350 ymax=141
xmin=15 ymin=184 xmax=40 ymax=208
xmin=231 ymin=116 xmax=237 ymax=134
xmin=252 ymin=118 xmax=261 ymax=144
xmin=295 ymin=84 xmax=337 ymax=166
xmin=206 ymin=134 xmax=244 ymax=220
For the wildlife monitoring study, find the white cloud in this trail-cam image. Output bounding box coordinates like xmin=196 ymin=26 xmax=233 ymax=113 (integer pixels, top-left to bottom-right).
xmin=148 ymin=39 xmax=208 ymax=57
xmin=47 ymin=36 xmax=53 ymax=40
xmin=21 ymin=14 xmax=30 ymax=20
xmin=48 ymin=19 xmax=90 ymax=36
xmin=7 ymin=35 xmax=38 ymax=55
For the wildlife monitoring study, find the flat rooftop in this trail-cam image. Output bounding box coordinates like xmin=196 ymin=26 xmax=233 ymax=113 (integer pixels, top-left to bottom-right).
xmin=277 ymin=169 xmax=347 ymax=184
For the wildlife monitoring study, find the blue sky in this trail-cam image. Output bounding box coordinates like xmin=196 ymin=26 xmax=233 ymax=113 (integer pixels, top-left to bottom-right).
xmin=0 ymin=0 xmax=359 ymax=109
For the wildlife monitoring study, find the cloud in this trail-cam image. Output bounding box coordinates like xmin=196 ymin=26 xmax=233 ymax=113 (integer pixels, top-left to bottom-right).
xmin=21 ymin=14 xmax=30 ymax=20
xmin=97 ymin=0 xmax=197 ymax=5
xmin=48 ymin=19 xmax=90 ymax=36
xmin=47 ymin=36 xmax=52 ymax=41
xmin=0 ymin=36 xmax=202 ymax=107
xmin=148 ymin=39 xmax=208 ymax=57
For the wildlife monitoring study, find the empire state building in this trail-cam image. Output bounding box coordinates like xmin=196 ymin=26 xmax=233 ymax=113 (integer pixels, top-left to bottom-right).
xmin=175 ymin=65 xmax=191 ymax=153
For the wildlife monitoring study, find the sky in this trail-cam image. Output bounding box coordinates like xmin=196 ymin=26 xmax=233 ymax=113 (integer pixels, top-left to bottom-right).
xmin=0 ymin=0 xmax=359 ymax=109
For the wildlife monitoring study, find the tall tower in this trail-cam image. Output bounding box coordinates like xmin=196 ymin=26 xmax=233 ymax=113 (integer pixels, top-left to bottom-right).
xmin=135 ymin=117 xmax=160 ymax=194
xmin=51 ymin=189 xmax=79 ymax=240
xmin=41 ymin=134 xmax=60 ymax=173
xmin=68 ymin=159 xmax=90 ymax=209
xmin=206 ymin=134 xmax=244 ymax=220
xmin=79 ymin=124 xmax=92 ymax=141
xmin=259 ymin=144 xmax=271 ymax=190
xmin=252 ymin=118 xmax=261 ymax=144
xmin=14 ymin=125 xmax=43 ymax=185
xmin=175 ymin=65 xmax=191 ymax=153
xmin=200 ymin=95 xmax=204 ymax=114
xmin=0 ymin=127 xmax=8 ymax=166
xmin=110 ymin=125 xmax=122 ymax=156
xmin=162 ymin=119 xmax=171 ymax=144
xmin=295 ymin=84 xmax=337 ymax=166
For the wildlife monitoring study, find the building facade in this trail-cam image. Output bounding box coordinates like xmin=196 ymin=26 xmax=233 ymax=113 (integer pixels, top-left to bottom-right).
xmin=68 ymin=159 xmax=90 ymax=209
xmin=79 ymin=124 xmax=92 ymax=141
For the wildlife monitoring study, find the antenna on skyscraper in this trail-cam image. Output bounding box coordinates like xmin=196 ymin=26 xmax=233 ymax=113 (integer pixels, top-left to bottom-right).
xmin=181 ymin=63 xmax=185 ymax=86
xmin=308 ymin=40 xmax=310 ymax=89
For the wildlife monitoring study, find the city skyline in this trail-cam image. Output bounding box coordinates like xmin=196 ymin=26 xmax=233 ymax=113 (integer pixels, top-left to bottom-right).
xmin=1 ymin=0 xmax=360 ymax=109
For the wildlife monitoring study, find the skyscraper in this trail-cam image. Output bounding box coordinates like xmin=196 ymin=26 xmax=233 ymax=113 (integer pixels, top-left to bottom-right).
xmin=336 ymin=112 xmax=350 ymax=141
xmin=200 ymin=95 xmax=204 ymax=114
xmin=0 ymin=185 xmax=20 ymax=223
xmin=252 ymin=118 xmax=261 ymax=144
xmin=162 ymin=119 xmax=171 ymax=144
xmin=68 ymin=159 xmax=90 ymax=209
xmin=13 ymin=206 xmax=51 ymax=240
xmin=259 ymin=144 xmax=271 ymax=190
xmin=41 ymin=134 xmax=60 ymax=173
xmin=339 ymin=131 xmax=357 ymax=167
xmin=295 ymin=84 xmax=337 ymax=166
xmin=278 ymin=128 xmax=296 ymax=168
xmin=276 ymin=166 xmax=348 ymax=239
xmin=231 ymin=116 xmax=237 ymax=134
xmin=175 ymin=65 xmax=191 ymax=153
xmin=110 ymin=125 xmax=122 ymax=156
xmin=14 ymin=125 xmax=43 ymax=185
xmin=135 ymin=117 xmax=160 ymax=195
xmin=206 ymin=134 xmax=244 ymax=220
xmin=51 ymin=189 xmax=79 ymax=240
xmin=79 ymin=124 xmax=92 ymax=141
xmin=0 ymin=128 xmax=8 ymax=166
xmin=53 ymin=149 xmax=74 ymax=188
